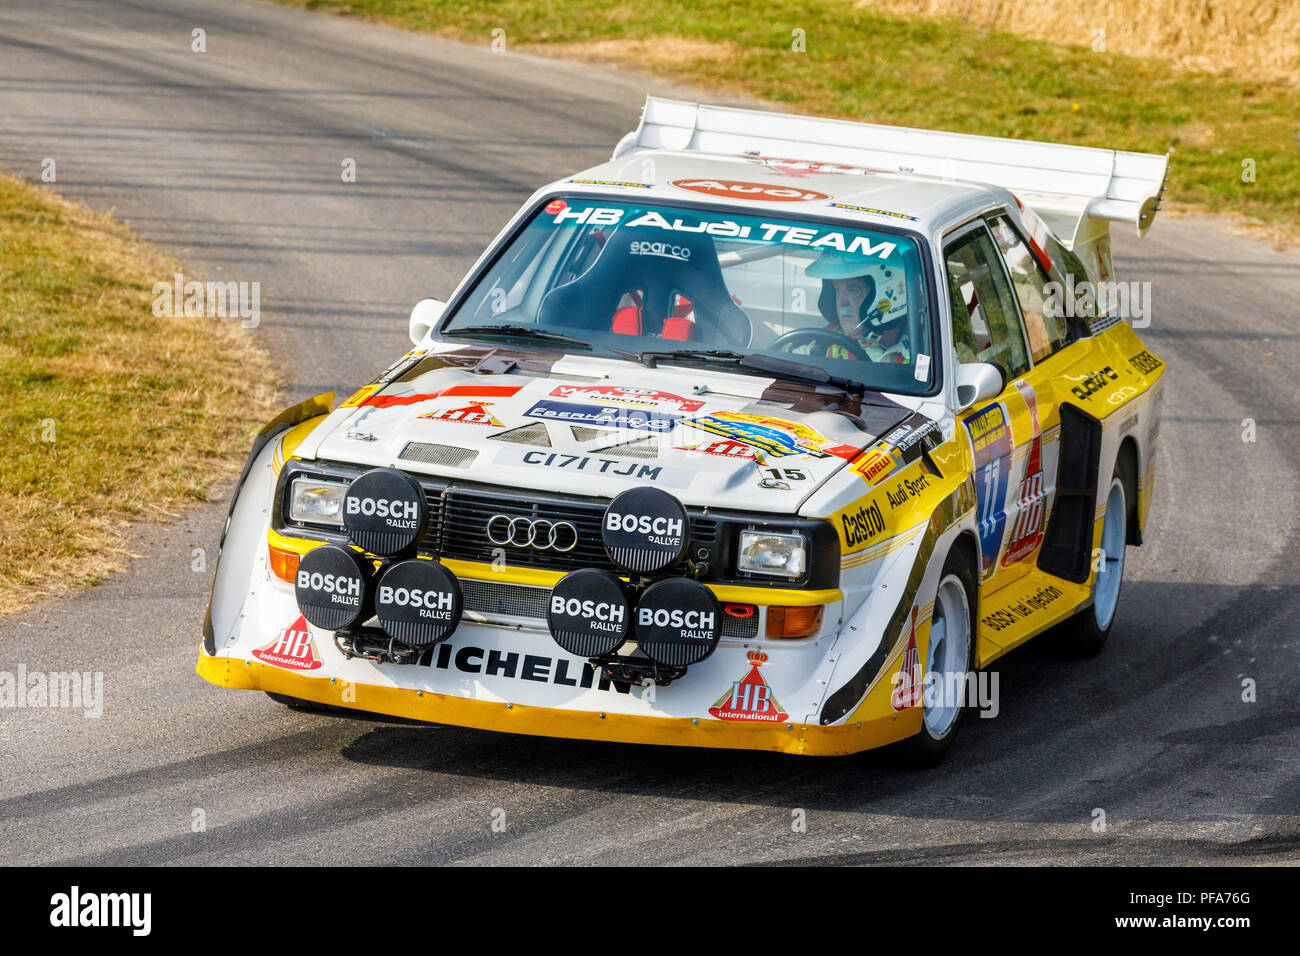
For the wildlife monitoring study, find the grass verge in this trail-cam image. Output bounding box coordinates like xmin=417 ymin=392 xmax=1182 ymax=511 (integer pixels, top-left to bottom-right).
xmin=0 ymin=174 xmax=277 ymax=614
xmin=282 ymin=0 xmax=1299 ymax=238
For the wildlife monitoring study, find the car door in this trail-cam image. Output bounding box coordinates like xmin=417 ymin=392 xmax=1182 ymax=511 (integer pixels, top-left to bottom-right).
xmin=980 ymin=209 xmax=1072 ymax=590
xmin=942 ymin=219 xmax=1046 ymax=594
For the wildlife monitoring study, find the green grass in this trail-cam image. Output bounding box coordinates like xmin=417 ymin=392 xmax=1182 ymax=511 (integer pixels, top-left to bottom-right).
xmin=0 ymin=175 xmax=276 ymax=613
xmin=286 ymin=0 xmax=1299 ymax=233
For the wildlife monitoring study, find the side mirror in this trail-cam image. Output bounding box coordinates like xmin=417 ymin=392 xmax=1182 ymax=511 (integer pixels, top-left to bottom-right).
xmin=408 ymin=298 xmax=446 ymax=345
xmin=955 ymin=362 xmax=1005 ymax=410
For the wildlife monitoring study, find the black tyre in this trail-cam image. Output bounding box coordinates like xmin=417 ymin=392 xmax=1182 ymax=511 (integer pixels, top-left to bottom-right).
xmin=266 ymin=691 xmax=356 ymax=716
xmin=887 ymin=543 xmax=978 ymax=767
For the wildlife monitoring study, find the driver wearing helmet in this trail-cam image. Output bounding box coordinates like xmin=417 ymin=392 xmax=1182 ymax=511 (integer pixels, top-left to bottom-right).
xmin=803 ymin=252 xmax=911 ymax=363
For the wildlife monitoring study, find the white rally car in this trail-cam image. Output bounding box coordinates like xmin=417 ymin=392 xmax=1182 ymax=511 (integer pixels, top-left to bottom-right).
xmin=200 ymin=97 xmax=1169 ymax=762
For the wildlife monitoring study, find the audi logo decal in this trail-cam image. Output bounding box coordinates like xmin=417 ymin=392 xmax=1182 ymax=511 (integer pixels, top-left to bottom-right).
xmin=486 ymin=515 xmax=579 ymax=552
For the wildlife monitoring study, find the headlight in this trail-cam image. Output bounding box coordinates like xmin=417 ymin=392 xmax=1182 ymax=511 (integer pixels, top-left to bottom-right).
xmin=288 ymin=477 xmax=348 ymax=526
xmin=737 ymin=530 xmax=807 ymax=579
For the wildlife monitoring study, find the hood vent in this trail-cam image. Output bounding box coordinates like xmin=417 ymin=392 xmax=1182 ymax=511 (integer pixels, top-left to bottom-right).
xmin=489 ymin=423 xmax=551 ymax=447
xmin=591 ymin=437 xmax=660 ymax=459
xmin=399 ymin=442 xmax=479 ymax=468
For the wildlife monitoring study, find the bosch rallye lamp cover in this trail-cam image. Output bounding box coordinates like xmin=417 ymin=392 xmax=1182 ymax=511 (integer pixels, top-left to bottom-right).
xmin=202 ymin=96 xmax=1167 ymax=762
xmin=634 ymin=578 xmax=721 ymax=667
xmin=547 ymin=569 xmax=633 ymax=658
xmin=602 ymin=487 xmax=689 ymax=574
xmin=342 ymin=468 xmax=426 ymax=556
xmin=294 ymin=545 xmax=370 ymax=631
xmin=374 ymin=559 xmax=463 ymax=647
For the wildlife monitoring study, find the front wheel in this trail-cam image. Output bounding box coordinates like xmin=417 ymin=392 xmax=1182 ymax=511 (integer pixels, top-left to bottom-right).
xmin=888 ymin=545 xmax=976 ymax=767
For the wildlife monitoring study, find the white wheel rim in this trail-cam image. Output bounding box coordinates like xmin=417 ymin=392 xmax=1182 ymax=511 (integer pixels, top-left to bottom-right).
xmin=925 ymin=574 xmax=971 ymax=739
xmin=1094 ymin=477 xmax=1127 ymax=631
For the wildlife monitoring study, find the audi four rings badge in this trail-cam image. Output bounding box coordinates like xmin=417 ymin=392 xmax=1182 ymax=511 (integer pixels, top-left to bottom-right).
xmin=486 ymin=514 xmax=579 ymax=552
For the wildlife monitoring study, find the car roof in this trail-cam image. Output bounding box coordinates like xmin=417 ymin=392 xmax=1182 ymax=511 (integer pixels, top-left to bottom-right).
xmin=546 ymin=150 xmax=1010 ymax=237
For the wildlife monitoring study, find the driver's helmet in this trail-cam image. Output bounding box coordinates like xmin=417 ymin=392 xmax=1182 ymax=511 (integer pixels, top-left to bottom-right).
xmin=807 ymin=252 xmax=909 ymax=334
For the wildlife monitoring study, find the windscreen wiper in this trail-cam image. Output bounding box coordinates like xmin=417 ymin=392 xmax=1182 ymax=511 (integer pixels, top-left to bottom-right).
xmin=442 ymin=325 xmax=641 ymax=362
xmin=636 ymin=349 xmax=867 ymax=397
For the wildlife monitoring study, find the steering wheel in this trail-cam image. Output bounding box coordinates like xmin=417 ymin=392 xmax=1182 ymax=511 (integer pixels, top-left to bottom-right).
xmin=767 ymin=327 xmax=870 ymax=361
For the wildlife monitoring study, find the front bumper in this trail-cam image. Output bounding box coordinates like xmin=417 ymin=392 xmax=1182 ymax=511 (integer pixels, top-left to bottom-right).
xmin=196 ymin=644 xmax=917 ymax=756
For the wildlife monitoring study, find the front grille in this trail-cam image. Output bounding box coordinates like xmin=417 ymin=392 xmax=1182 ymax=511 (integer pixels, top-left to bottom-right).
xmin=419 ymin=484 xmax=721 ymax=577
xmin=462 ymin=579 xmax=549 ymax=620
xmin=459 ymin=579 xmax=760 ymax=640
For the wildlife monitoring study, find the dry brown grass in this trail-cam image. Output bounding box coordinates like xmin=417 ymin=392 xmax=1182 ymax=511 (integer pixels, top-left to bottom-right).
xmin=0 ymin=175 xmax=277 ymax=614
xmin=518 ymin=35 xmax=745 ymax=70
xmin=855 ymin=0 xmax=1300 ymax=82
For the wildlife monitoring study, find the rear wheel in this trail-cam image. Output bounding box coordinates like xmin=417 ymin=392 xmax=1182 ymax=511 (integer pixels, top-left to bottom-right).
xmin=1052 ymin=457 xmax=1132 ymax=656
xmin=888 ymin=545 xmax=976 ymax=767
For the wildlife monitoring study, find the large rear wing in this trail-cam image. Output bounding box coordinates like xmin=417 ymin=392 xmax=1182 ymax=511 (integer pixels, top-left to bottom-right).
xmin=614 ymin=97 xmax=1169 ymax=247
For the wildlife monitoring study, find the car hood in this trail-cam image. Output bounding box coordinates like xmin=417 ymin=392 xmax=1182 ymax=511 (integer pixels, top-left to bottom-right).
xmin=307 ymin=350 xmax=918 ymax=512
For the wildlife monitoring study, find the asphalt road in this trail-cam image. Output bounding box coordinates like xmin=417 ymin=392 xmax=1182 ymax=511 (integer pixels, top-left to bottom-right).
xmin=1 ymin=0 xmax=1298 ymax=866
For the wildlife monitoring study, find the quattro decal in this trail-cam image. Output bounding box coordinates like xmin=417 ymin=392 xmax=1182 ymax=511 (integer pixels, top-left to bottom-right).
xmin=1070 ymin=366 xmax=1120 ymax=401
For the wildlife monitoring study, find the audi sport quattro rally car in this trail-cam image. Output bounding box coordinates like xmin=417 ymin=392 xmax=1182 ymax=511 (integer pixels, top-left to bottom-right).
xmin=199 ymin=97 xmax=1169 ymax=761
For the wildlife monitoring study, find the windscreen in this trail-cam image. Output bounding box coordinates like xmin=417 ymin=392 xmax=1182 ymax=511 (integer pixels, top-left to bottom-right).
xmin=442 ymin=198 xmax=936 ymax=394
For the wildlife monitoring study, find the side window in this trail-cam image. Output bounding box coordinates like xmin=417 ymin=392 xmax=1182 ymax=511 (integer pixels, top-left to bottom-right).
xmin=1044 ymin=232 xmax=1095 ymax=339
xmin=944 ymin=226 xmax=1030 ymax=380
xmin=988 ymin=214 xmax=1066 ymax=361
